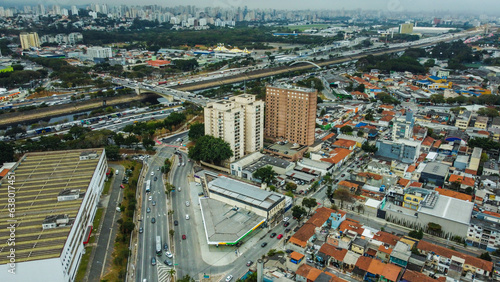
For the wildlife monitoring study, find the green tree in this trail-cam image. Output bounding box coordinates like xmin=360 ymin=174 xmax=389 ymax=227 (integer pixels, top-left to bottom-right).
xmin=105 ymin=145 xmax=120 ymax=160
xmin=302 ymin=197 xmax=318 ymax=215
xmin=326 ymin=185 xmax=334 ymax=199
xmin=479 ymin=252 xmax=492 ymax=262
xmin=292 ymin=205 xmax=307 ymax=220
xmin=424 ymin=59 xmax=436 ymax=68
xmin=362 ymin=142 xmax=378 ymax=153
xmin=252 ymin=166 xmax=277 ymax=185
xmin=477 ymin=107 xmax=499 ymax=118
xmin=187 ymin=135 xmax=233 ymax=165
xmin=408 ymin=229 xmax=424 ymax=239
xmin=340 ymin=125 xmax=353 ymax=134
xmin=430 ymin=94 xmax=445 ymax=105
xmin=285 ymin=182 xmax=298 ymax=192
xmin=188 ymin=122 xmax=205 ymax=141
xmin=333 ymin=188 xmax=353 ymax=209
xmin=0 ymin=141 xmax=15 ymax=164
xmin=177 ymin=275 xmax=195 ymax=282
xmin=5 ymin=126 xmax=26 ymax=140
xmin=357 ymin=131 xmax=365 ymax=137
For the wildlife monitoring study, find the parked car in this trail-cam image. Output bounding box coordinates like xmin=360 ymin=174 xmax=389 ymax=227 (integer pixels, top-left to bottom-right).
xmin=270 ymin=233 xmax=277 ymax=238
xmin=166 ymin=251 xmax=173 ymax=258
xmin=139 ymin=227 xmax=143 ymax=233
xmin=284 ymin=222 xmax=290 ymax=227
xmin=283 ymin=217 xmax=290 ymax=222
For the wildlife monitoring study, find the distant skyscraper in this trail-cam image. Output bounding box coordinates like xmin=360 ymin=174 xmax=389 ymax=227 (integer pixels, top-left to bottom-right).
xmin=204 ymin=94 xmax=264 ymax=162
xmin=265 ymin=85 xmax=317 ymax=146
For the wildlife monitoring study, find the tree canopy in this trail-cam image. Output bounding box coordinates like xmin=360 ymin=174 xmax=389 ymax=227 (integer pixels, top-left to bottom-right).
xmin=333 ymin=188 xmax=353 ymax=209
xmin=252 ymin=166 xmax=277 ymax=185
xmin=187 ymin=135 xmax=233 ymax=165
xmin=188 ymin=122 xmax=205 ymax=141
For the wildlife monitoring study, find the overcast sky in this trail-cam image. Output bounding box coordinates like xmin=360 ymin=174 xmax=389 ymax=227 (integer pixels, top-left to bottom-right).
xmin=8 ymin=0 xmax=500 ymax=14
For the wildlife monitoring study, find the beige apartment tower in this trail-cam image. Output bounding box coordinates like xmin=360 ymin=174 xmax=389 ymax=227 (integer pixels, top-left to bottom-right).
xmin=265 ymin=85 xmax=317 ymax=146
xmin=20 ymin=32 xmax=41 ymax=50
xmin=204 ymin=94 xmax=264 ymax=162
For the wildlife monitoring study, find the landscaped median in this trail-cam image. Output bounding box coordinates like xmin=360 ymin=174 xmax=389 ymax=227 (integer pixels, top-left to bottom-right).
xmin=101 ymin=160 xmax=142 ymax=281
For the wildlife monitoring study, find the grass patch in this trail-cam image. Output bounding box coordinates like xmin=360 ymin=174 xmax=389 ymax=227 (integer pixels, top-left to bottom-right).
xmin=74 ymin=207 xmax=105 ymax=282
xmin=102 ymin=178 xmax=113 ymax=195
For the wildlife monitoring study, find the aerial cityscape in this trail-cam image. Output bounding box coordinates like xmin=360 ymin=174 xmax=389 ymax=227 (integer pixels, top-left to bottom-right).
xmin=1 ymin=1 xmax=500 ymax=282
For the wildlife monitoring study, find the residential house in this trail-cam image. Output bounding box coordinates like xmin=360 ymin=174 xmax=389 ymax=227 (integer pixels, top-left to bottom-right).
xmin=389 ymin=241 xmax=412 ymax=268
xmin=401 ymin=269 xmax=439 ymax=282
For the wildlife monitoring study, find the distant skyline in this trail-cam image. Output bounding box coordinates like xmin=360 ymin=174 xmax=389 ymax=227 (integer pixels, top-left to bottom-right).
xmin=3 ymin=0 xmax=500 ymax=14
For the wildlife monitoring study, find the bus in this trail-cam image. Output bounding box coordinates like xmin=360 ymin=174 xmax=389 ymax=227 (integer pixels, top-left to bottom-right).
xmin=145 ymin=180 xmax=151 ymax=193
xmin=156 ymin=236 xmax=162 ymax=255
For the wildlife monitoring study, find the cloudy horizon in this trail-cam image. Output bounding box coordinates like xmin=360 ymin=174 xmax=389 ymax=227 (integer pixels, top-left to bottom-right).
xmin=3 ymin=0 xmax=500 ymax=14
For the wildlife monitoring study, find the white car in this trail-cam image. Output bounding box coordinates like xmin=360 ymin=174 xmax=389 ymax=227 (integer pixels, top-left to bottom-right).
xmin=166 ymin=251 xmax=173 ymax=258
xmin=185 ymin=214 xmax=190 ymax=220
xmin=225 ymin=275 xmax=233 ymax=282
xmin=283 ymin=217 xmax=290 ymax=222
xmin=151 ymin=172 xmax=154 ymax=176
xmin=185 ymin=201 xmax=190 ymax=207
xmin=148 ymin=196 xmax=152 ymax=201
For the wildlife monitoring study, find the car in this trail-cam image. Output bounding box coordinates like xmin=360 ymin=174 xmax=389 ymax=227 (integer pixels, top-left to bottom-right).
xmin=154 ymin=176 xmax=157 ymax=181
xmin=164 ymin=260 xmax=173 ymax=266
xmin=246 ymin=260 xmax=253 ymax=267
xmin=164 ymin=243 xmax=169 ymax=250
xmin=139 ymin=227 xmax=143 ymax=233
xmin=284 ymin=222 xmax=290 ymax=227
xmin=261 ymin=242 xmax=268 ymax=247
xmin=147 ymin=207 xmax=151 ymax=213
xmin=285 ymin=249 xmax=293 ymax=254
xmin=151 ymin=257 xmax=156 ymax=266
xmin=151 ymin=217 xmax=157 ymax=224
xmin=185 ymin=214 xmax=190 ymax=220
xmin=148 ymin=196 xmax=152 ymax=201
xmin=120 ymin=184 xmax=125 ymax=189
xmin=270 ymin=233 xmax=277 ymax=238
xmin=177 ymin=187 xmax=181 ymax=192
xmin=182 ymin=234 xmax=187 ymax=240
xmin=285 ymin=228 xmax=291 ymax=233
xmin=225 ymin=275 xmax=233 ymax=282
xmin=165 ymin=251 xmax=173 ymax=258
xmin=277 ymin=234 xmax=283 ymax=239
xmin=151 ymin=172 xmax=154 ymax=176
xmin=174 ymin=220 xmax=178 ymax=226
xmin=283 ymin=217 xmax=290 ymax=222
xmin=341 ymin=174 xmax=345 ymax=177
xmin=185 ymin=201 xmax=190 ymax=207
xmin=152 ymin=201 xmax=156 ymax=206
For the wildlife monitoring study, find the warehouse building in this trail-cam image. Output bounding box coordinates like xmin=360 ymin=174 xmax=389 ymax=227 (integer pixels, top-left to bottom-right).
xmin=0 ymin=149 xmax=107 ymax=282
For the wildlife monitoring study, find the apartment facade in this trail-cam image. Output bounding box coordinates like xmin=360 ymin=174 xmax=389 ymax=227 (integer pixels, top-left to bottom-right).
xmin=392 ymin=112 xmax=414 ymax=140
xmin=204 ymin=94 xmax=264 ymax=162
xmin=265 ymin=85 xmax=317 ymax=146
xmin=20 ymin=32 xmax=40 ymax=50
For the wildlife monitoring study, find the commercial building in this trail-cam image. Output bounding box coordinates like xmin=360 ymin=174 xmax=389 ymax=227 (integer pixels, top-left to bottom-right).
xmin=475 ymin=116 xmax=489 ymax=129
xmin=204 ymin=94 xmax=264 ymax=162
xmin=455 ymin=111 xmax=471 ymax=130
xmin=419 ymin=162 xmax=450 ymax=187
xmin=230 ymin=152 xmax=294 ymax=181
xmin=392 ymin=112 xmax=414 ymax=140
xmin=206 ymin=176 xmax=285 ymax=226
xmin=375 ymin=139 xmax=421 ymax=164
xmin=399 ymin=23 xmax=414 ymax=34
xmin=265 ymin=84 xmax=317 ymax=146
xmin=86 ymin=46 xmax=113 ymax=59
xmin=467 ymin=147 xmax=482 ymax=175
xmin=0 ymin=149 xmax=107 ymax=282
xmin=19 ymin=32 xmax=40 ymax=50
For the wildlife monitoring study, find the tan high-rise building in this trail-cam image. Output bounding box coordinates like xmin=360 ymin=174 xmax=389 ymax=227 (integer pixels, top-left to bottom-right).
xmin=265 ymin=85 xmax=317 ymax=146
xmin=204 ymin=94 xmax=264 ymax=162
xmin=20 ymin=32 xmax=40 ymax=50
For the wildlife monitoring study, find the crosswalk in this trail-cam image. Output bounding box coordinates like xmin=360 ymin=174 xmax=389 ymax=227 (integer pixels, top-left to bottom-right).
xmin=156 ymin=263 xmax=173 ymax=282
